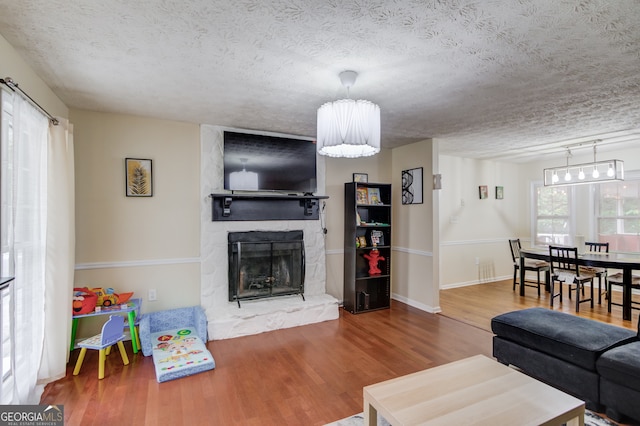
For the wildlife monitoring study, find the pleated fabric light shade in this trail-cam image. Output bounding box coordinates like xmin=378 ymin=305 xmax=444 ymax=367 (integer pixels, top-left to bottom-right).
xmin=317 ymin=70 xmax=381 ymax=158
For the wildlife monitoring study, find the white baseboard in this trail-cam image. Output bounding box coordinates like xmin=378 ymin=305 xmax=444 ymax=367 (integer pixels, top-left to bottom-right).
xmin=391 ymin=294 xmax=441 ymax=314
xmin=440 ymin=275 xmax=512 ymax=290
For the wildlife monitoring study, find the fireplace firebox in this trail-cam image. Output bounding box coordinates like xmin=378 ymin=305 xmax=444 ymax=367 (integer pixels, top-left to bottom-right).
xmin=228 ymin=231 xmax=305 ymax=307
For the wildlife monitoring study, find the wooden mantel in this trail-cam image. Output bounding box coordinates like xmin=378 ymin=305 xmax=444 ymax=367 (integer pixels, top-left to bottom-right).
xmin=209 ymin=193 xmax=329 ymax=221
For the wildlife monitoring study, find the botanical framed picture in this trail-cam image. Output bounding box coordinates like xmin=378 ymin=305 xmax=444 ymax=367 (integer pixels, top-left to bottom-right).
xmin=479 ymin=185 xmax=488 ymax=199
xmin=353 ymin=172 xmax=368 ymax=183
xmin=496 ymin=186 xmax=504 ymax=199
xmin=125 ymin=158 xmax=153 ymax=197
xmin=402 ymin=167 xmax=423 ymax=205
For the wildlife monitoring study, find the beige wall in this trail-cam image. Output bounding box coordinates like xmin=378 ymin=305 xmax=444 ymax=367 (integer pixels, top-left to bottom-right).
xmin=323 ymin=151 xmax=393 ymax=300
xmin=391 ymin=140 xmax=439 ymax=311
xmin=69 ymin=110 xmax=441 ymax=335
xmin=323 ymin=142 xmax=440 ymax=311
xmin=0 ymin=34 xmax=68 ymax=119
xmin=71 ymin=109 xmax=201 ymax=336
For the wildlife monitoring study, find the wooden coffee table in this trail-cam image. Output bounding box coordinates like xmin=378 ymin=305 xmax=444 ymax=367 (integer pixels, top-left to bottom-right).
xmin=363 ymin=355 xmax=584 ymax=425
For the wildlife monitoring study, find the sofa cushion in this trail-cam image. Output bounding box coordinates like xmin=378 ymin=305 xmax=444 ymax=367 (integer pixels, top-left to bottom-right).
xmin=491 ymin=308 xmax=636 ymax=371
xmin=597 ymin=341 xmax=640 ymax=391
xmin=150 ymin=327 xmax=215 ymax=383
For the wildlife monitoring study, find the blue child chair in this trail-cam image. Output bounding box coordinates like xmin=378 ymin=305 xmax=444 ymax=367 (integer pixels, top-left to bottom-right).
xmin=73 ymin=315 xmax=130 ymax=379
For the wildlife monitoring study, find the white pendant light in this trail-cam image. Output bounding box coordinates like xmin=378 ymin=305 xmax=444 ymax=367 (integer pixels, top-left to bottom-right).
xmin=316 ymin=70 xmax=380 ymax=158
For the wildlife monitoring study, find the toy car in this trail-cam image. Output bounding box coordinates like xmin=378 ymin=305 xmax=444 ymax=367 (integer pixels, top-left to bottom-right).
xmin=91 ymin=287 xmax=119 ymax=307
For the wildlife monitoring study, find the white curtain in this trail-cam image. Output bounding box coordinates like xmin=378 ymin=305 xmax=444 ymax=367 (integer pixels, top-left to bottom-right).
xmin=4 ymin=91 xmax=48 ymax=404
xmin=37 ymin=118 xmax=75 ymax=388
xmin=1 ymin=91 xmax=75 ymax=404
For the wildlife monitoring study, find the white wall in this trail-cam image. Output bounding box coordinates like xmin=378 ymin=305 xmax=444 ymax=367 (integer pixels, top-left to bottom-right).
xmin=199 ymin=125 xmax=338 ymax=339
xmin=438 ymin=155 xmax=523 ymax=288
xmin=518 ymin=144 xmax=640 ymax=243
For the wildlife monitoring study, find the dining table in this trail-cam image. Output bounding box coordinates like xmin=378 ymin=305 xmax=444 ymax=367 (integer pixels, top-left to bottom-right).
xmin=520 ymin=247 xmax=640 ymax=321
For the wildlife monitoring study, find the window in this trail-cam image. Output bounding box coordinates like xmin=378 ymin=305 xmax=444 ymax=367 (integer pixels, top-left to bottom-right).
xmin=533 ymin=183 xmax=572 ymax=246
xmin=596 ymin=175 xmax=640 ymax=252
xmin=0 ymin=89 xmax=14 ymax=404
xmin=0 ymin=87 xmax=48 ymax=404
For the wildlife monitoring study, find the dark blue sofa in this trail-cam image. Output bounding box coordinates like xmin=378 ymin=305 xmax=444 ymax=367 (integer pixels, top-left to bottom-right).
xmin=492 ymin=308 xmax=640 ymax=423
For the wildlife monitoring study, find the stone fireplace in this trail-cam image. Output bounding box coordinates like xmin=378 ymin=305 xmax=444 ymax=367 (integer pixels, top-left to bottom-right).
xmin=200 ymin=125 xmax=339 ymax=340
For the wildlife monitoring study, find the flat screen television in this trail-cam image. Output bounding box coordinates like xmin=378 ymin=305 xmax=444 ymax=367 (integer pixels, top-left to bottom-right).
xmin=223 ymin=131 xmax=317 ymax=194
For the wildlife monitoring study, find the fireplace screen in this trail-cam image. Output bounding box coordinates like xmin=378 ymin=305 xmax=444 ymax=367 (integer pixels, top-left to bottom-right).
xmin=228 ymin=231 xmax=305 ymax=307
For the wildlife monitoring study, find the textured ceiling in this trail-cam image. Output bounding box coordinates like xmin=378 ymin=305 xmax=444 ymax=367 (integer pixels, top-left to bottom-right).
xmin=1 ymin=0 xmax=639 ymax=161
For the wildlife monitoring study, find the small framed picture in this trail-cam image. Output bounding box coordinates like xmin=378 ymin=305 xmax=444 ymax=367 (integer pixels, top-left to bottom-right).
xmin=402 ymin=167 xmax=423 ymax=205
xmin=125 ymin=158 xmax=153 ymax=197
xmin=353 ymin=173 xmax=368 ymax=183
xmin=496 ymin=186 xmax=504 ymax=199
xmin=479 ymin=185 xmax=488 ymax=199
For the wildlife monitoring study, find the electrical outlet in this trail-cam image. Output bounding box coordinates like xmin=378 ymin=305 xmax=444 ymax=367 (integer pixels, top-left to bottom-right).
xmin=148 ymin=288 xmax=157 ymax=301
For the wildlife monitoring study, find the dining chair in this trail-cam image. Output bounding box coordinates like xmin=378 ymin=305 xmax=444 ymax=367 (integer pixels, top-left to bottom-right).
xmin=581 ymin=241 xmax=609 ymax=304
xmin=509 ymin=239 xmax=549 ymax=296
xmin=607 ymin=272 xmax=640 ymax=315
xmin=73 ymin=315 xmax=130 ymax=379
xmin=548 ymin=245 xmax=595 ymax=312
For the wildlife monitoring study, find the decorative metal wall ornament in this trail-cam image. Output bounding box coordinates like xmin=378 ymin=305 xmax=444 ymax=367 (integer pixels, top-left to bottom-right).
xmin=402 ymin=167 xmax=423 ymax=205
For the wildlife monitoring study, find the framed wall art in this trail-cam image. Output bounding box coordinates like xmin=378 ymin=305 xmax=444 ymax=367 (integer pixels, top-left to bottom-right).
xmin=402 ymin=167 xmax=423 ymax=205
xmin=353 ymin=172 xmax=368 ymax=183
xmin=496 ymin=186 xmax=504 ymax=199
xmin=125 ymin=158 xmax=153 ymax=197
xmin=479 ymin=185 xmax=488 ymax=199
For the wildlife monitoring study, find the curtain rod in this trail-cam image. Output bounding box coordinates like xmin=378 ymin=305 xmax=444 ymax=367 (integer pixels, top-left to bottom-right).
xmin=0 ymin=76 xmax=59 ymax=125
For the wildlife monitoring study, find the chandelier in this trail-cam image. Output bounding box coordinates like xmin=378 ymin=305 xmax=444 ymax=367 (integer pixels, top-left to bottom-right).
xmin=316 ymin=71 xmax=380 ymax=158
xmin=543 ymin=141 xmax=624 ymax=186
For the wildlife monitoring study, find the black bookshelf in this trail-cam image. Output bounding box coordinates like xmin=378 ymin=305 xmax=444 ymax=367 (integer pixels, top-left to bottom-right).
xmin=343 ymin=182 xmax=391 ymax=313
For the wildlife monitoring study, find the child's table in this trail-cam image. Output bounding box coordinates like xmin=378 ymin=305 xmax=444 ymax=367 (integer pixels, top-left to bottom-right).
xmin=71 ymin=298 xmax=141 ymax=354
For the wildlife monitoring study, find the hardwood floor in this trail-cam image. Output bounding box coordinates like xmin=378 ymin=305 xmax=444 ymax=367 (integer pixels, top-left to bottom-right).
xmin=439 ymin=278 xmax=639 ymax=332
xmin=42 ymin=279 xmax=637 ymax=425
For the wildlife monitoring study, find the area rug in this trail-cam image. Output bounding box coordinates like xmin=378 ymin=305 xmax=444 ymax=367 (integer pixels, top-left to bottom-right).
xmin=325 ymin=410 xmax=617 ymax=426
